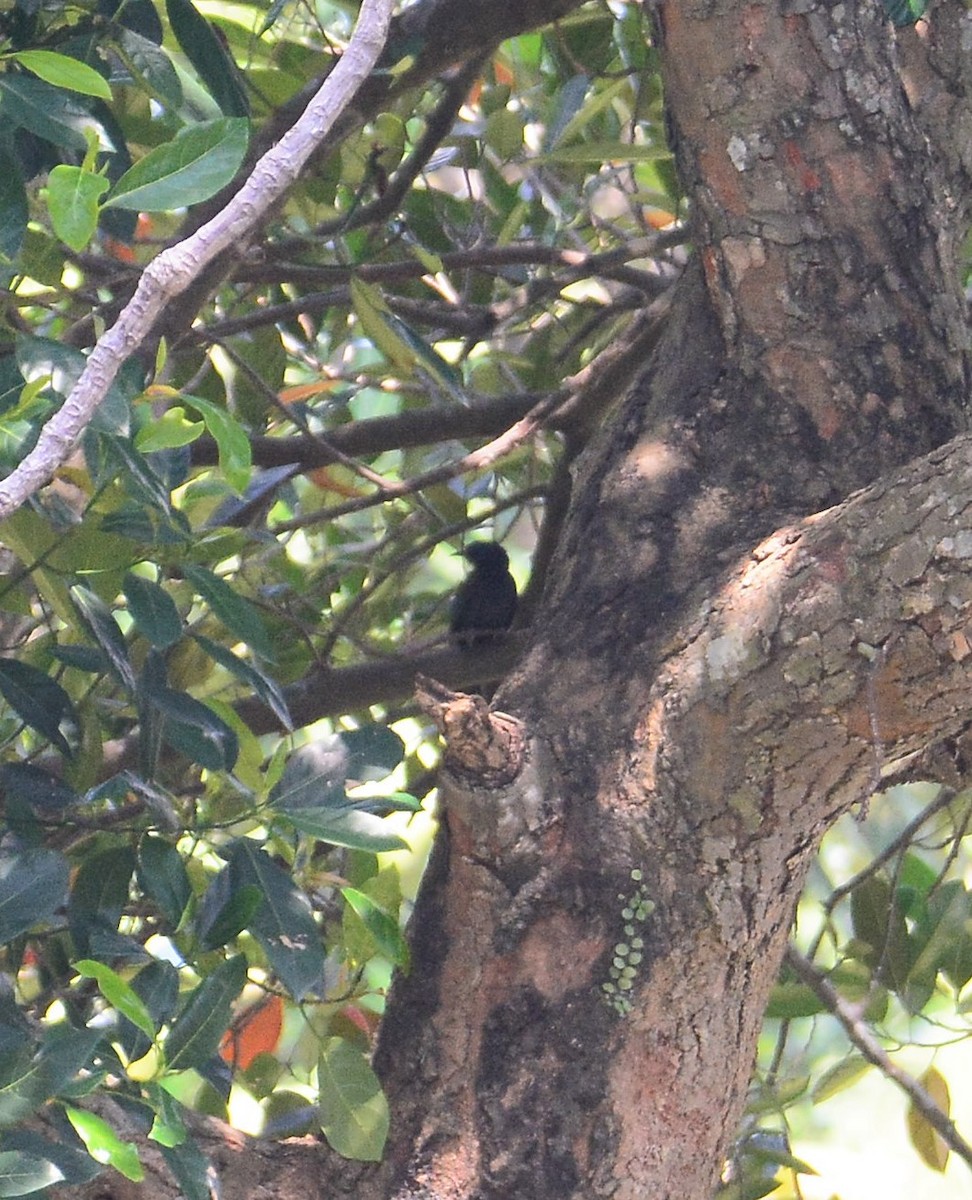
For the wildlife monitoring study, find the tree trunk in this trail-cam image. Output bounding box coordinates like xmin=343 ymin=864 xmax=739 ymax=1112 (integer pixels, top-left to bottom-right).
xmin=71 ymin=3 xmax=972 ymax=1197
xmin=362 ymin=3 xmax=972 ymax=1198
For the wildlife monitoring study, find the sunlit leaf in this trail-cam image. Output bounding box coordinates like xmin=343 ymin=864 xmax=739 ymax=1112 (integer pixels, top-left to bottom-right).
xmin=906 ymin=1067 xmax=950 ymax=1172
xmin=165 ymin=0 xmax=249 ymax=116
xmin=74 ymin=960 xmax=156 ymax=1041
xmin=318 ymin=1038 xmax=389 ymax=1162
xmin=105 ymin=119 xmax=249 ymax=212
xmin=64 ymin=1107 xmax=143 ymax=1181
xmin=9 ymin=51 xmax=112 ymax=100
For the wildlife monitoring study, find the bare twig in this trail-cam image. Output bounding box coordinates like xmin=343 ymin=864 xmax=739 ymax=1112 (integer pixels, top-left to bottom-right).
xmin=785 ymin=945 xmax=972 ymax=1170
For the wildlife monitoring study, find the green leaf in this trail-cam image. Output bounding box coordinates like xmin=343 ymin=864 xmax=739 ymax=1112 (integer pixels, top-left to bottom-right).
xmin=0 ymin=1028 xmax=102 ymax=1130
xmin=91 ymin=434 xmax=174 ymax=513
xmin=0 ymin=1149 xmax=63 ymax=1196
xmin=181 ymin=394 xmax=251 ymax=493
xmin=115 ymin=961 xmax=180 ymax=1064
xmin=9 ymin=51 xmax=112 ymax=100
xmin=74 ymin=960 xmax=156 ymax=1042
xmin=850 ymin=875 xmax=891 ymax=966
xmin=537 ymin=140 xmax=668 ymax=164
xmin=547 ymin=75 xmax=627 ymax=150
xmin=286 ymin=807 xmax=408 ymax=854
xmin=228 ymin=841 xmax=325 ymax=1000
xmin=147 ymin=686 xmax=239 ymax=772
xmin=318 ymin=1038 xmax=389 ymax=1161
xmin=104 ymin=118 xmax=249 ymax=212
xmin=70 ymin=585 xmax=137 ymax=693
xmin=0 ymin=77 xmax=90 ymax=152
xmin=137 ymin=837 xmax=191 ymax=928
xmin=0 ymin=147 xmax=27 ymax=267
xmin=145 ymin=1083 xmax=187 ymax=1147
xmin=198 ymin=879 xmax=263 ymax=951
xmin=811 ymin=1054 xmax=871 ymax=1103
xmin=350 ymin=277 xmax=419 ymax=375
xmin=134 ymin=408 xmax=205 ymax=452
xmin=0 ymin=848 xmax=69 ymax=944
xmin=350 ymin=278 xmax=466 ymax=398
xmin=268 ymin=740 xmax=347 ymax=812
xmin=183 ymin=565 xmax=273 ymax=660
xmin=113 ymin=28 xmax=183 ymax=111
xmin=342 ymin=726 xmax=405 ymax=782
xmin=0 ymin=764 xmax=80 ymax=814
xmin=194 ymin=635 xmax=291 ymax=731
xmin=165 ymin=0 xmax=249 ymax=117
xmin=898 ymin=852 xmax=938 ymax=906
xmin=123 ymin=573 xmax=183 ymax=649
xmin=64 ymin=1107 xmax=143 ymax=1182
xmin=159 ymin=1139 xmax=213 ymax=1200
xmin=882 ymin=0 xmax=927 ymax=24
xmin=164 ymin=955 xmax=247 ymax=1072
xmin=68 ymin=846 xmax=136 ymax=956
xmin=0 ymin=658 xmax=76 ymax=756
xmin=342 ymin=888 xmax=408 ymax=970
xmin=763 ymin=981 xmax=824 ymax=1020
xmin=0 ymin=1131 xmax=97 ymax=1189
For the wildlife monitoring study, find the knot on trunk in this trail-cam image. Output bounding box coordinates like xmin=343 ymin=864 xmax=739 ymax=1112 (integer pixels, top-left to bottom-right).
xmin=415 ymin=674 xmax=524 ymax=787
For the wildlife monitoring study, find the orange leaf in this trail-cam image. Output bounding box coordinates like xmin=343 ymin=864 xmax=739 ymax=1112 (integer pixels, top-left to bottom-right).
xmin=644 ymin=207 xmax=677 ymax=230
xmin=103 ymin=237 xmax=136 ymax=263
xmin=493 ymin=59 xmax=514 ymax=87
xmin=278 ymin=381 xmax=342 ymax=405
xmin=219 ymin=994 xmax=284 ymax=1070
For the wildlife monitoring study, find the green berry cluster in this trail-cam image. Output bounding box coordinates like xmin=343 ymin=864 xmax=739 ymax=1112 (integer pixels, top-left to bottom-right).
xmin=601 ymin=868 xmax=655 ymax=1016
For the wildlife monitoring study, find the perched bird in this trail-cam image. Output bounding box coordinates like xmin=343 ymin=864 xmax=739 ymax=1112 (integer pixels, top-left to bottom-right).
xmin=450 ymin=542 xmax=517 ymax=648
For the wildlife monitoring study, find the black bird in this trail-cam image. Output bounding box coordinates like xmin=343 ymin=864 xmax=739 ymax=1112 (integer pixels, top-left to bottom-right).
xmin=450 ymin=542 xmax=517 ymax=648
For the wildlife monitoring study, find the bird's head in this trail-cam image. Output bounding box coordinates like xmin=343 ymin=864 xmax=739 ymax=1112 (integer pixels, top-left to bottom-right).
xmin=462 ymin=542 xmax=509 ymax=572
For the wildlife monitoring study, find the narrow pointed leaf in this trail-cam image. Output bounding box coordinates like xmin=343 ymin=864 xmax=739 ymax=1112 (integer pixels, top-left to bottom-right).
xmin=194 ymin=635 xmax=291 ymax=730
xmin=165 ymin=0 xmax=249 ymax=116
xmin=0 ymin=658 xmax=76 ymax=756
xmin=183 ymin=565 xmax=273 ymax=659
xmin=70 ymin=586 xmax=137 ymax=693
xmin=123 ymin=572 xmax=182 ymax=648
xmin=181 ymin=395 xmax=251 ymax=493
xmin=164 ymin=955 xmax=247 ymax=1072
xmin=74 ymin=960 xmax=156 ymax=1041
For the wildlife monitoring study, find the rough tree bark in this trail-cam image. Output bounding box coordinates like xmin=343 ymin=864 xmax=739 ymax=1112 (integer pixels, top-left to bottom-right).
xmin=66 ymin=1 xmax=972 ymax=1198
xmin=359 ymin=3 xmax=972 ymax=1198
